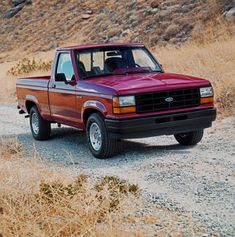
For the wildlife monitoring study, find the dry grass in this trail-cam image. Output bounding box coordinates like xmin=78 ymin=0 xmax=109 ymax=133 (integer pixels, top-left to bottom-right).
xmin=0 ymin=138 xmax=142 ymax=237
xmin=0 ymin=138 xmax=22 ymax=160
xmin=154 ymin=36 xmax=235 ymax=116
xmin=8 ymin=58 xmax=52 ymax=76
xmin=0 ymin=138 xmax=209 ymax=236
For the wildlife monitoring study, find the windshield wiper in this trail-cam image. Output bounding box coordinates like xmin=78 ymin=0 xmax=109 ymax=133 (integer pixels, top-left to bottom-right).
xmin=83 ymin=73 xmax=115 ymax=79
xmin=83 ymin=72 xmax=128 ymax=79
xmin=124 ymin=69 xmax=161 ymax=74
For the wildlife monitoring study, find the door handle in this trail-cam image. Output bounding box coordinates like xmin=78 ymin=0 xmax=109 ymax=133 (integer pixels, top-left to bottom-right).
xmin=52 ymin=84 xmax=56 ymax=88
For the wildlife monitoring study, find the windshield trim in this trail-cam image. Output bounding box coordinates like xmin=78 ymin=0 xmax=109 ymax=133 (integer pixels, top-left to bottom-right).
xmin=74 ymin=46 xmax=163 ymax=80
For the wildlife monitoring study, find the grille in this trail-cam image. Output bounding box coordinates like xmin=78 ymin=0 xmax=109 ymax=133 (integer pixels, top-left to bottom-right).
xmin=135 ymin=88 xmax=200 ymax=113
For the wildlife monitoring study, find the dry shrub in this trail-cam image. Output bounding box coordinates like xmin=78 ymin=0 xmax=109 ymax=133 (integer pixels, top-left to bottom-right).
xmin=191 ymin=0 xmax=235 ymax=45
xmin=0 ymin=139 xmax=211 ymax=236
xmin=8 ymin=58 xmax=52 ymax=76
xmin=164 ymin=24 xmax=179 ymax=40
xmin=0 ymin=139 xmax=141 ymax=236
xmin=216 ymin=81 xmax=235 ymax=116
xmin=95 ymin=176 xmax=139 ymax=211
xmin=0 ymin=138 xmax=22 ymax=160
xmin=0 ymin=175 xmax=139 ymax=237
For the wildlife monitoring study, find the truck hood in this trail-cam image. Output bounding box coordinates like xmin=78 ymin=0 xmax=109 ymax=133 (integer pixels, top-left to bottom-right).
xmin=87 ymin=72 xmax=210 ymax=95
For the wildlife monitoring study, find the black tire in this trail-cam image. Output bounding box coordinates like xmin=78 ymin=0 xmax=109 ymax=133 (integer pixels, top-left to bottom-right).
xmin=86 ymin=113 xmax=119 ymax=159
xmin=30 ymin=106 xmax=51 ymax=141
xmin=174 ymin=130 xmax=204 ymax=146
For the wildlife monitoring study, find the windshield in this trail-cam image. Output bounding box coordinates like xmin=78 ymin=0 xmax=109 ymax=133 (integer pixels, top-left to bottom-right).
xmin=75 ymin=46 xmax=162 ymax=79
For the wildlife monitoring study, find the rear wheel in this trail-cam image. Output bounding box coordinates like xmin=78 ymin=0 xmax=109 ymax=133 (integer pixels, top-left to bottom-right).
xmin=30 ymin=106 xmax=51 ymax=140
xmin=86 ymin=113 xmax=118 ymax=159
xmin=174 ymin=130 xmax=204 ymax=145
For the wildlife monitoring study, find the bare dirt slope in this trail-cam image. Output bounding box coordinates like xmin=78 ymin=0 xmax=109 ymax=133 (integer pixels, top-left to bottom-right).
xmin=0 ymin=103 xmax=234 ymax=236
xmin=0 ymin=0 xmax=234 ymax=58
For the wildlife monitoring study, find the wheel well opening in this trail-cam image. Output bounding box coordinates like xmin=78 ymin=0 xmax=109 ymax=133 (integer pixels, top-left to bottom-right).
xmin=26 ymin=101 xmax=36 ymax=113
xmin=83 ymin=109 xmax=102 ymax=125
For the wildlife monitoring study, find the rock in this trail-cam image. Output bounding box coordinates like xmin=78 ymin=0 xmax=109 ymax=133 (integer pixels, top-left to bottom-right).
xmin=217 ymin=0 xmax=235 ymax=13
xmin=151 ymin=0 xmax=160 ymax=9
xmin=12 ymin=0 xmax=26 ymax=6
xmin=4 ymin=4 xmax=24 ymax=18
xmin=166 ymin=4 xmax=180 ymax=12
xmin=85 ymin=10 xmax=93 ymax=14
xmin=108 ymin=36 xmax=119 ymax=42
xmin=151 ymin=8 xmax=159 ymax=14
xmin=81 ymin=14 xmax=90 ymax=20
xmin=159 ymin=9 xmax=172 ymax=18
xmin=108 ymin=28 xmax=121 ymax=38
xmin=225 ymin=7 xmax=235 ymax=19
xmin=12 ymin=0 xmax=32 ymax=6
xmin=121 ymin=29 xmax=131 ymax=37
xmin=49 ymin=43 xmax=59 ymax=50
xmin=4 ymin=0 xmax=32 ymax=18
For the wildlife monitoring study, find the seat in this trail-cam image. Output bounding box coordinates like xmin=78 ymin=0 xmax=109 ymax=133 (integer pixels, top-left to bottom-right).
xmin=77 ymin=61 xmax=87 ymax=78
xmin=104 ymin=57 xmax=127 ymax=72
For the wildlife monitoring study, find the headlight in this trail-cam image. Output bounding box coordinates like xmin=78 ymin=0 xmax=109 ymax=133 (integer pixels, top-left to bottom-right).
xmin=118 ymin=96 xmax=135 ymax=107
xmin=200 ymin=87 xmax=214 ymax=98
xmin=113 ymin=96 xmax=136 ymax=114
xmin=200 ymin=86 xmax=214 ymax=104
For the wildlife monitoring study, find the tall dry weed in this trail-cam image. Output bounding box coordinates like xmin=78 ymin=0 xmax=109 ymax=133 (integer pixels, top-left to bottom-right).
xmin=0 ymin=138 xmax=22 ymax=160
xmin=8 ymin=58 xmax=52 ymax=76
xmin=0 ymin=138 xmax=142 ymax=237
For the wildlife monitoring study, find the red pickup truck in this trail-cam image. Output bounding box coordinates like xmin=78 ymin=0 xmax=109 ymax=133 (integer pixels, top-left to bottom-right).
xmin=16 ymin=43 xmax=216 ymax=158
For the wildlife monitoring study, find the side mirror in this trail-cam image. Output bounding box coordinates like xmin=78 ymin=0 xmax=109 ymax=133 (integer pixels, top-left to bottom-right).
xmin=55 ymin=73 xmax=67 ymax=82
xmin=159 ymin=64 xmax=164 ymax=72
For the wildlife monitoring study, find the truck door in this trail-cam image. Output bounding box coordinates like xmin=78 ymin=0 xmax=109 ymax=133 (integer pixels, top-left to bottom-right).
xmin=48 ymin=52 xmax=79 ymax=126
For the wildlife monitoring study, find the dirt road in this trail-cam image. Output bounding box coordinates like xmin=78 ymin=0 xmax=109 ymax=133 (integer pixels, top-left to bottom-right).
xmin=0 ymin=103 xmax=235 ymax=236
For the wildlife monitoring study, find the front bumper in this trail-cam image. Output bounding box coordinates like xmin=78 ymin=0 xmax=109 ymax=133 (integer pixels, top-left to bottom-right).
xmin=105 ymin=108 xmax=217 ymax=139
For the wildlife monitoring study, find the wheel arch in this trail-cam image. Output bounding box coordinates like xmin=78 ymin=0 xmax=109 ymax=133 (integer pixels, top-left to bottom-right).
xmin=83 ymin=108 xmax=104 ymax=126
xmin=25 ymin=101 xmax=37 ymax=114
xmin=25 ymin=95 xmax=40 ymax=114
xmin=82 ymin=100 xmax=108 ymax=126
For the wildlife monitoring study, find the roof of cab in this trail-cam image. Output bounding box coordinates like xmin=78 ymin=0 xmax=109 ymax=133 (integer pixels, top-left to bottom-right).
xmin=58 ymin=42 xmax=145 ymax=51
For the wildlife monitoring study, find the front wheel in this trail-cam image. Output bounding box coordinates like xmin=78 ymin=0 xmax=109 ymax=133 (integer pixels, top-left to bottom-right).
xmin=174 ymin=130 xmax=204 ymax=146
xmin=30 ymin=106 xmax=51 ymax=141
xmin=86 ymin=113 xmax=119 ymax=159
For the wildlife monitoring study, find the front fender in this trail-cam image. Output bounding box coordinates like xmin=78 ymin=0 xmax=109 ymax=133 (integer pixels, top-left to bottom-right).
xmin=81 ymin=100 xmax=108 ymax=123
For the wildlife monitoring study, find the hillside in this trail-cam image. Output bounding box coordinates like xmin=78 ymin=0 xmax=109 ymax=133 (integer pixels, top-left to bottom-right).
xmin=0 ymin=0 xmax=234 ymax=59
xmin=0 ymin=1 xmax=235 ymax=236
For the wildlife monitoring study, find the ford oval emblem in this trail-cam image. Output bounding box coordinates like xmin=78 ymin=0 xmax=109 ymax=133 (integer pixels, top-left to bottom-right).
xmin=165 ymin=97 xmax=174 ymax=102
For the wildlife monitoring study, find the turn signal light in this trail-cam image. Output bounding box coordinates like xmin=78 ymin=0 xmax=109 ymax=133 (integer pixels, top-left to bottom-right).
xmin=113 ymin=106 xmax=136 ymax=114
xmin=113 ymin=97 xmax=119 ymax=107
xmin=200 ymin=97 xmax=214 ymax=104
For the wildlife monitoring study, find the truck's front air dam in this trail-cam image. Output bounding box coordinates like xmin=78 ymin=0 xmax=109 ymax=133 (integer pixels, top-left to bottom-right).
xmin=105 ymin=108 xmax=217 ymax=139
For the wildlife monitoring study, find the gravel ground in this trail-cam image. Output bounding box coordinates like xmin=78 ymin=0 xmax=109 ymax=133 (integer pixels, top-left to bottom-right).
xmin=0 ymin=103 xmax=235 ymax=236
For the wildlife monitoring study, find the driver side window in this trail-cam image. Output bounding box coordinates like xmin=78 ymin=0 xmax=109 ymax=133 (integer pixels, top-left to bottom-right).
xmin=56 ymin=53 xmax=74 ymax=82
